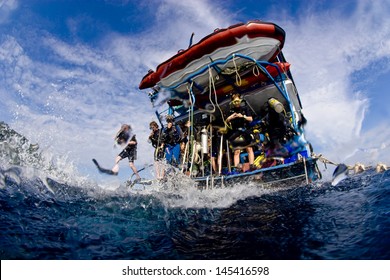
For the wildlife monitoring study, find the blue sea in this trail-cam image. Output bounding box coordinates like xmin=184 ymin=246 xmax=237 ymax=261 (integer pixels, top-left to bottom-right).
xmin=1 ymin=162 xmax=389 ymax=260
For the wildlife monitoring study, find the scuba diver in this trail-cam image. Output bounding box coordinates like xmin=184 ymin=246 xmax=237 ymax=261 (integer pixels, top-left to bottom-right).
xmin=148 ymin=121 xmax=164 ymax=160
xmin=261 ymin=98 xmax=296 ymax=157
xmin=226 ymin=93 xmax=255 ymax=169
xmin=148 ymin=121 xmax=164 ymax=179
xmin=161 ymin=115 xmax=183 ymax=167
xmin=110 ymin=124 xmax=141 ymax=180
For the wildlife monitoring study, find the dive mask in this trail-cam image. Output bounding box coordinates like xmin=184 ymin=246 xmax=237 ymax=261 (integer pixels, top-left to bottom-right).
xmin=231 ymin=98 xmax=242 ymax=106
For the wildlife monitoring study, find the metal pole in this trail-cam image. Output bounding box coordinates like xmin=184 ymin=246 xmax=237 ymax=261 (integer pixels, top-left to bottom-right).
xmin=189 ymin=140 xmax=196 ymax=177
xmin=226 ymin=140 xmax=231 ymax=173
xmin=181 ymin=141 xmax=189 ymax=173
xmin=218 ymin=134 xmax=223 ymax=175
xmin=303 ymin=156 xmax=309 ymax=184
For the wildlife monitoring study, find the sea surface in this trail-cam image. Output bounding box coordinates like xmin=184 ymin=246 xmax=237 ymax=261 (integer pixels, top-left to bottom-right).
xmin=1 ymin=162 xmax=389 ymax=260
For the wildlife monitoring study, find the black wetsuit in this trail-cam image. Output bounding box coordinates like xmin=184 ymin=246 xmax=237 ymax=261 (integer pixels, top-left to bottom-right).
xmin=149 ymin=129 xmax=164 ymax=160
xmin=211 ymin=131 xmax=223 ymax=157
xmin=162 ymin=125 xmax=182 ymax=146
xmin=118 ymin=135 xmax=137 ymax=162
xmin=227 ymin=105 xmax=253 ymax=148
xmin=264 ymin=108 xmax=295 ymax=145
xmin=162 ymin=124 xmax=182 ymax=165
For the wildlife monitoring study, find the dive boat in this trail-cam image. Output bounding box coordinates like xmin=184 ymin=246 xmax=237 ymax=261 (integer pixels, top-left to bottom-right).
xmin=139 ymin=20 xmax=322 ymax=188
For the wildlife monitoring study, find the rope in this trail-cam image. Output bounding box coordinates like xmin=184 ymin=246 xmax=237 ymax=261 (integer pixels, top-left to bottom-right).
xmin=201 ymin=65 xmax=231 ymax=132
xmin=206 ymin=66 xmax=217 ymax=114
xmin=313 ymin=153 xmax=389 ymax=175
xmin=252 ymin=64 xmax=260 ymax=77
xmin=313 ymin=153 xmax=338 ymax=166
xmin=232 ymin=54 xmax=242 ymax=86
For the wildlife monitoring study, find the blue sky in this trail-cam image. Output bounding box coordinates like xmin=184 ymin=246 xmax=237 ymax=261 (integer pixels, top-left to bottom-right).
xmin=1 ymin=0 xmax=389 ymax=183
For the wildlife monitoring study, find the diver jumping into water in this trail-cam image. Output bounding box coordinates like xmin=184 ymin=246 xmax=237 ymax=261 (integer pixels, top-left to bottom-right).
xmin=111 ymin=124 xmax=141 ymax=179
xmin=92 ymin=124 xmax=141 ymax=181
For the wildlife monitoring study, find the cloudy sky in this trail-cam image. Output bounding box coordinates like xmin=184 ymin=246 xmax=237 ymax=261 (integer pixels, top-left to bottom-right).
xmin=1 ymin=0 xmax=389 ymax=182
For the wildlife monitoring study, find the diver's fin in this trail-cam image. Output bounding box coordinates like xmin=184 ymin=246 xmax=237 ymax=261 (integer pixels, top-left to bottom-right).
xmin=331 ymin=163 xmax=349 ymax=186
xmin=125 ymin=178 xmax=153 ymax=189
xmin=92 ymin=159 xmax=118 ymax=175
xmin=125 ymin=180 xmax=136 ymax=188
xmin=138 ymin=179 xmax=153 ymax=185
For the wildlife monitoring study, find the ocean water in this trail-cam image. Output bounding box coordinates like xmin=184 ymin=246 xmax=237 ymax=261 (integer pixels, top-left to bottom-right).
xmin=1 ymin=163 xmax=389 ymax=260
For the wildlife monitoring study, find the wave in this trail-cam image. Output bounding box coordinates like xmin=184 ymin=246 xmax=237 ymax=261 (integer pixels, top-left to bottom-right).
xmin=1 ymin=163 xmax=389 ymax=259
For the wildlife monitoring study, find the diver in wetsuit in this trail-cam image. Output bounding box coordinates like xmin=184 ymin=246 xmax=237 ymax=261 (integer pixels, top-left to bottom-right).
xmin=161 ymin=115 xmax=183 ymax=167
xmin=148 ymin=121 xmax=165 ymax=179
xmin=261 ymin=98 xmax=296 ymax=157
xmin=226 ymin=93 xmax=255 ymax=168
xmin=148 ymin=121 xmax=164 ymax=160
xmin=111 ymin=124 xmax=141 ymax=180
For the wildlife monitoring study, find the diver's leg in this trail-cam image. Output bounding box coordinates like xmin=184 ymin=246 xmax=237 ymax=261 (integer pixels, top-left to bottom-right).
xmin=129 ymin=162 xmax=141 ymax=179
xmin=247 ymin=146 xmax=254 ymax=165
xmin=233 ymin=149 xmax=241 ymax=166
xmin=111 ymin=156 xmax=122 ymax=174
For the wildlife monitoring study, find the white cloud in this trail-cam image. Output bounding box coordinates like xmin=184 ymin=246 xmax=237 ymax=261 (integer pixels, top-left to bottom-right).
xmin=127 ymin=0 xmax=232 ymax=71
xmin=280 ymin=0 xmax=390 ymax=165
xmin=0 ymin=0 xmax=18 ymax=24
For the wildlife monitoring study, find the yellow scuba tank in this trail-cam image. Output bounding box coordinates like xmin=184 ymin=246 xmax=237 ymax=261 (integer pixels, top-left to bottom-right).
xmin=268 ymin=98 xmax=284 ymax=113
xmin=253 ymin=153 xmax=265 ymax=167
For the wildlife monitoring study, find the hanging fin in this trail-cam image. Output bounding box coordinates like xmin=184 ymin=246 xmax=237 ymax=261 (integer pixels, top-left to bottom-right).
xmin=331 ymin=163 xmax=348 ymax=186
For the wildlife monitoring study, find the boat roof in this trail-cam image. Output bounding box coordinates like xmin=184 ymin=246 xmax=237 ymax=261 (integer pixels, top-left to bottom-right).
xmin=139 ymin=20 xmax=286 ymax=90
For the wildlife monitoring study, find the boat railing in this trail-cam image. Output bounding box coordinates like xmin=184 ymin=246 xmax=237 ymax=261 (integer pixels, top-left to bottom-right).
xmin=193 ymin=157 xmax=316 ymax=186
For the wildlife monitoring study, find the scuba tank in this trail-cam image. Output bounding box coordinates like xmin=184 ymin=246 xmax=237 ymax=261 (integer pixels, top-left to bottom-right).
xmin=268 ymin=98 xmax=284 ymax=113
xmin=201 ymin=126 xmax=208 ymax=154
